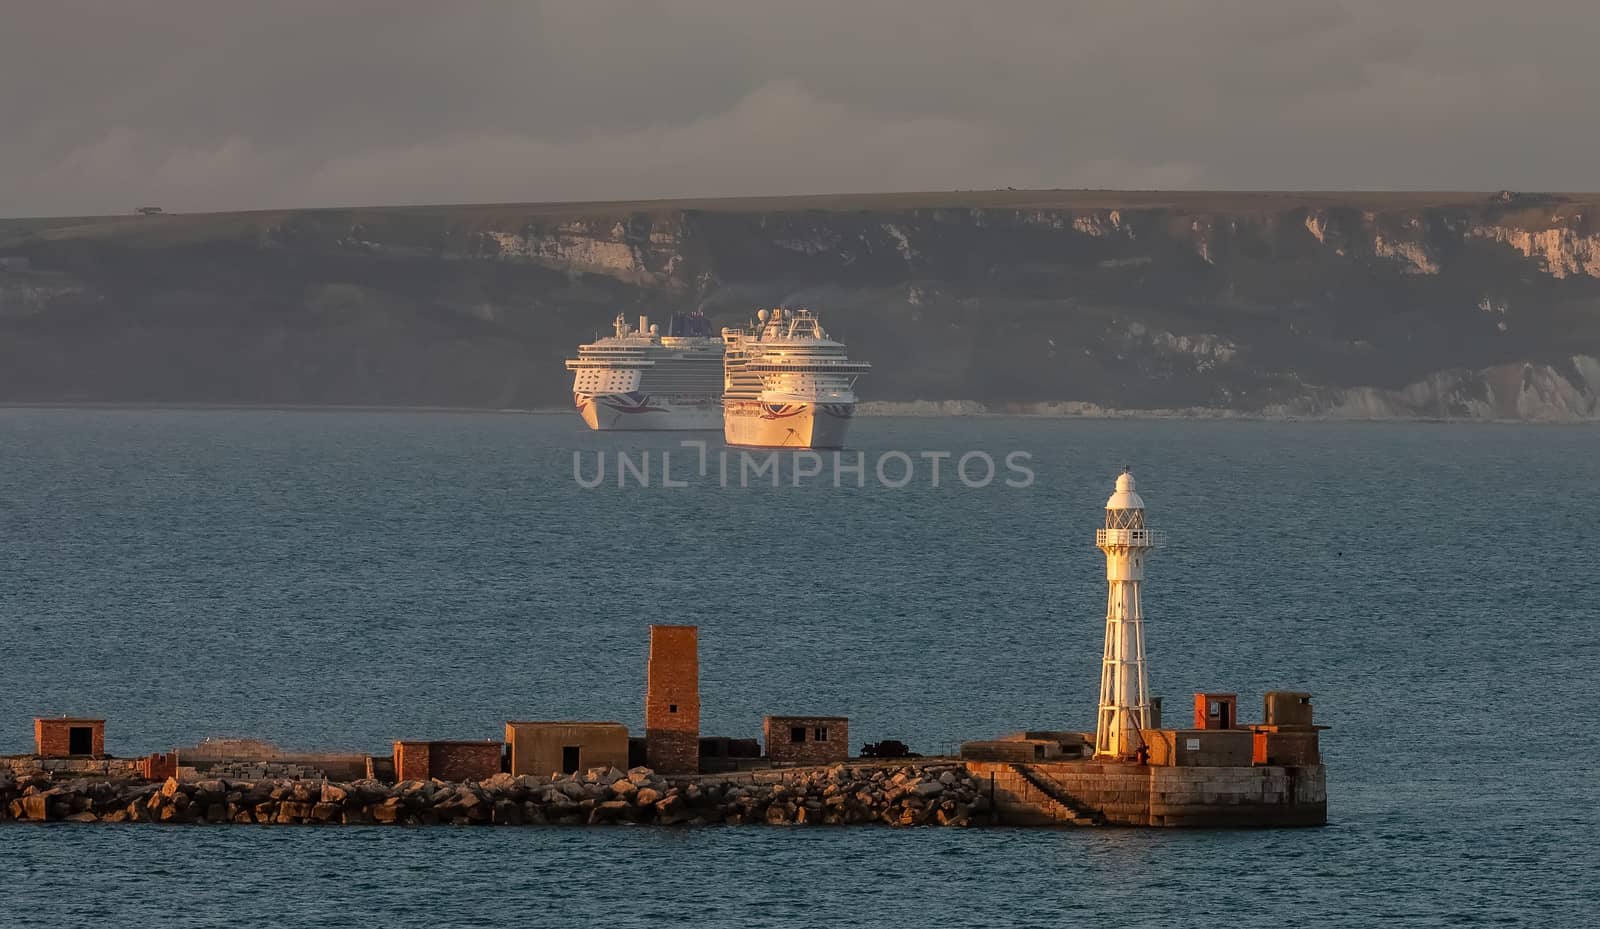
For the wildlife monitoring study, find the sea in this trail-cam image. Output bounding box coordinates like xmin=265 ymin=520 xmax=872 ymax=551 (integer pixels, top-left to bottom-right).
xmin=1 ymin=409 xmax=1596 ymax=928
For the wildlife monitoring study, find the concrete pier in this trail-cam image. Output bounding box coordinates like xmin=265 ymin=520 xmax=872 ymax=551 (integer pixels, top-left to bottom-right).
xmin=968 ymin=760 xmax=1327 ymax=827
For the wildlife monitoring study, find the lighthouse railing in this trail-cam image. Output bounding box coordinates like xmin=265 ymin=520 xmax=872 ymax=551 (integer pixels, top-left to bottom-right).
xmin=1096 ymin=528 xmax=1167 ymax=548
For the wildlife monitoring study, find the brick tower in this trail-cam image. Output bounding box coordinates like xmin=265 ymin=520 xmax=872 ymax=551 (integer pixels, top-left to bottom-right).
xmin=645 ymin=625 xmax=700 ymax=774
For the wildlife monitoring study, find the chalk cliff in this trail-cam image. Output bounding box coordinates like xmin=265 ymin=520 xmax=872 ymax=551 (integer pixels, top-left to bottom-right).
xmin=3 ymin=190 xmax=1599 ymax=418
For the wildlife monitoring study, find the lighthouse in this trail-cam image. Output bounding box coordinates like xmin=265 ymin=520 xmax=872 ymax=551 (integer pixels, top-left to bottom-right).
xmin=1094 ymin=469 xmax=1165 ymax=760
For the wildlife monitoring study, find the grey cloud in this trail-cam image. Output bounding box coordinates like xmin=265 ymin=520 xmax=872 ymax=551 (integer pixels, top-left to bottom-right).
xmin=3 ymin=1 xmax=1599 ymax=216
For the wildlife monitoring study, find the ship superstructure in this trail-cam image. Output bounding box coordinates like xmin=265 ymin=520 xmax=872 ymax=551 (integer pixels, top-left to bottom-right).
xmin=721 ymin=307 xmax=870 ymax=448
xmin=566 ymin=312 xmax=723 ymax=431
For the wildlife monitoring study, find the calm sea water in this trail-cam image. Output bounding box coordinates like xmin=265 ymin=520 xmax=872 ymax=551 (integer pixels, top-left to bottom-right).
xmin=2 ymin=410 xmax=1597 ymax=927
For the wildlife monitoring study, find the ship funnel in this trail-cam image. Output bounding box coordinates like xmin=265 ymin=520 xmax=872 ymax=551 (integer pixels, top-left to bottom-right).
xmin=639 ymin=315 xmax=650 ymax=335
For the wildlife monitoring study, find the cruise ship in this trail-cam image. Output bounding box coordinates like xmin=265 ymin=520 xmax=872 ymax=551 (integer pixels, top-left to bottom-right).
xmin=566 ymin=312 xmax=723 ymax=431
xmin=722 ymin=307 xmax=870 ymax=449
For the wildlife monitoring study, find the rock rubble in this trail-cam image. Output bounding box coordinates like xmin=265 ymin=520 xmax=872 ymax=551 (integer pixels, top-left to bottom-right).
xmin=0 ymin=763 xmax=989 ymax=827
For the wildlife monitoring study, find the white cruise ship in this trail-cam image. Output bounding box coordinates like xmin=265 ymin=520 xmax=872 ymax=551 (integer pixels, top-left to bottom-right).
xmin=722 ymin=307 xmax=870 ymax=449
xmin=566 ymin=312 xmax=723 ymax=431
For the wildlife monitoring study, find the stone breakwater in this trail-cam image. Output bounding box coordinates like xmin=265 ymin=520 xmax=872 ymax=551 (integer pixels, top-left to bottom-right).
xmin=0 ymin=762 xmax=990 ymax=827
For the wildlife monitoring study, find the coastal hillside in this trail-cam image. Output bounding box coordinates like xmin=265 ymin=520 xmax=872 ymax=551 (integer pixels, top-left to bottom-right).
xmin=4 ymin=190 xmax=1600 ymax=418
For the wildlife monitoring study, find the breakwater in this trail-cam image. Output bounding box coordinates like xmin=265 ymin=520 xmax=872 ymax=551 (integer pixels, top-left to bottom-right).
xmin=1 ymin=761 xmax=990 ymax=827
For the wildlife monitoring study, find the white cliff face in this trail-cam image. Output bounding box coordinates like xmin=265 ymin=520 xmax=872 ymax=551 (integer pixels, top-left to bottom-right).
xmin=1373 ymin=233 xmax=1440 ymax=274
xmin=1469 ymin=224 xmax=1600 ymax=278
xmin=1304 ymin=212 xmax=1329 ymax=244
xmin=1500 ymin=360 xmax=1599 ymax=419
xmin=1124 ymin=322 xmax=1237 ymax=371
xmin=773 ymin=229 xmax=842 ymax=254
xmin=1071 ymin=210 xmax=1132 ymax=238
xmin=0 ymin=276 xmax=84 ymax=318
xmin=476 ymin=220 xmax=689 ymax=286
xmin=1319 ymin=356 xmax=1600 ymax=421
xmin=485 ymin=227 xmax=639 ymax=274
xmin=1188 ymin=218 xmax=1215 ymax=264
xmin=881 ymin=223 xmax=915 ymax=263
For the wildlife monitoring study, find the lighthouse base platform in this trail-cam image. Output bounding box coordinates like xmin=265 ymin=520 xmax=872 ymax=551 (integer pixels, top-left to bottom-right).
xmin=967 ymin=760 xmax=1327 ymax=828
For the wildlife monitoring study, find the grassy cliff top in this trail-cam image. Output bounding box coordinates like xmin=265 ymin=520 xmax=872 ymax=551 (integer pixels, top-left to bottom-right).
xmin=7 ymin=188 xmax=1600 ymax=248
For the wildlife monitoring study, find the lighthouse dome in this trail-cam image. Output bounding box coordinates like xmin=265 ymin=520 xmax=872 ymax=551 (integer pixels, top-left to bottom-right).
xmin=1105 ymin=471 xmax=1145 ymax=510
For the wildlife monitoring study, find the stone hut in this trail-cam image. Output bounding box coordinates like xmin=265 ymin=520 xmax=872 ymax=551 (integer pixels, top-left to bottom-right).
xmin=35 ymin=718 xmax=103 ymax=757
xmin=505 ymin=722 xmax=628 ymax=777
xmin=392 ymin=740 xmax=503 ymax=782
xmin=764 ymin=715 xmax=848 ymax=765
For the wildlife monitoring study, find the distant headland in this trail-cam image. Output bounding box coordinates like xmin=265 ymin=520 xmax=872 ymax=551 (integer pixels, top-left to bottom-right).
xmin=3 ymin=189 xmax=1598 ymax=420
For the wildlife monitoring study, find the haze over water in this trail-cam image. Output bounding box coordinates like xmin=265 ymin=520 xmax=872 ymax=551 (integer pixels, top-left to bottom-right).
xmin=3 ymin=410 xmax=1596 ymax=927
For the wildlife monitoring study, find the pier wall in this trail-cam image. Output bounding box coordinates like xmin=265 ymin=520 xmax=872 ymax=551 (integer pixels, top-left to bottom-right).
xmin=2 ymin=757 xmax=142 ymax=778
xmin=965 ymin=761 xmax=1327 ymax=827
xmin=1 ymin=758 xmax=1323 ymax=828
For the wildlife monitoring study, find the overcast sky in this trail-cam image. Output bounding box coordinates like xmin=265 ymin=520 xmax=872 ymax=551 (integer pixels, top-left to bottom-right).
xmin=3 ymin=1 xmax=1598 ymax=216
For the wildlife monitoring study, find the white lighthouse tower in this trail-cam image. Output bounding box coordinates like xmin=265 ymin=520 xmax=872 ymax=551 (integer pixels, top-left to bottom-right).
xmin=1094 ymin=468 xmax=1165 ymax=760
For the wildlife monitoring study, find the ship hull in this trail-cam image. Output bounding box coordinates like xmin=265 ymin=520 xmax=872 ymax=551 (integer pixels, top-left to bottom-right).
xmin=723 ymin=400 xmax=855 ymax=449
xmin=576 ymin=393 xmax=722 ymax=431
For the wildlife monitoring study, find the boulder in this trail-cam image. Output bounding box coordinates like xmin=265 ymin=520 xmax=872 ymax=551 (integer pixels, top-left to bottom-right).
xmin=64 ymin=811 xmax=98 ymax=823
xmin=372 ymin=799 xmax=403 ymax=824
xmin=937 ymin=803 xmax=971 ymax=827
xmin=277 ymin=801 xmax=314 ymax=822
xmin=492 ymin=800 xmax=522 ymax=825
xmin=590 ymin=800 xmax=631 ymax=823
xmin=634 ymin=787 xmax=660 ymax=807
xmin=912 ymin=780 xmax=945 ymax=798
xmin=655 ymin=794 xmax=690 ymax=826
xmin=19 ymin=795 xmax=48 ymax=821
xmin=320 ymin=784 xmax=348 ymax=804
xmin=310 ymin=803 xmax=342 ymax=822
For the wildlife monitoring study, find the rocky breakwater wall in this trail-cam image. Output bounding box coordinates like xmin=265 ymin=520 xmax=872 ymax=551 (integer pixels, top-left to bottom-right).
xmin=0 ymin=762 xmax=989 ymax=827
